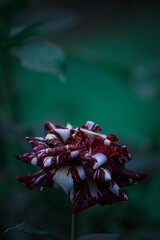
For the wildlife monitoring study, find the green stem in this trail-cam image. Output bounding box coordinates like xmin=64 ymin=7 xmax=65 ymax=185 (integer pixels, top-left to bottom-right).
xmin=71 ymin=213 xmax=77 ymax=240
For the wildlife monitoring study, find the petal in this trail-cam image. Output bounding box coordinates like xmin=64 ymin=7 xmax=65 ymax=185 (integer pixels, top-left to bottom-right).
xmin=54 ymin=128 xmax=72 ymax=142
xmin=107 ymin=180 xmax=128 ymax=201
xmin=97 ymin=181 xmax=128 ymax=206
xmin=70 ymin=150 xmax=79 ymax=158
xmin=92 ymin=153 xmax=108 ymax=169
xmin=104 ymin=139 xmax=111 ymax=145
xmin=26 ymin=137 xmax=48 ymax=152
xmin=16 ymin=152 xmax=37 ymax=165
xmin=113 ymin=168 xmax=147 ymax=187
xmin=85 ymin=166 xmax=111 ymax=182
xmin=36 ymin=145 xmax=67 ymax=159
xmin=45 ymin=133 xmax=58 ymax=141
xmin=66 ymin=123 xmax=73 ymax=129
xmin=54 ymin=165 xmax=88 ymax=197
xmin=107 ymin=134 xmax=118 ymax=141
xmin=42 ymin=152 xmax=71 ymax=168
xmin=82 ymin=121 xmax=102 ymax=133
xmin=90 ymin=137 xmax=109 ymax=155
xmin=111 ymin=160 xmax=147 ymax=186
xmin=69 ymin=166 xmax=86 ymax=183
xmin=17 ymin=170 xmax=54 ymax=189
xmin=53 ymin=167 xmax=74 ymax=194
xmin=71 ymin=179 xmax=97 ymax=213
xmin=71 ymin=177 xmax=122 ymax=213
xmin=93 ymin=167 xmax=111 ymax=181
xmin=43 ymin=156 xmax=57 ymax=167
xmin=44 ymin=121 xmax=56 ymax=134
xmin=121 ymin=145 xmax=132 ymax=161
xmin=71 ymin=178 xmax=127 ymax=213
xmin=82 ymin=156 xmax=97 ymax=169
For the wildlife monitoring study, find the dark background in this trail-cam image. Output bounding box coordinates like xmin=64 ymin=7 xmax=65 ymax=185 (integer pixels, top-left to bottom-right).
xmin=1 ymin=0 xmax=160 ymax=239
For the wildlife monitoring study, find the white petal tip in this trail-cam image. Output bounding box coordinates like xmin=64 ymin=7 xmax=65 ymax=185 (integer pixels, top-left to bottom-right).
xmin=55 ymin=129 xmax=71 ymax=142
xmin=48 ymin=121 xmax=56 ymax=129
xmin=43 ymin=157 xmax=52 ymax=167
xmin=66 ymin=123 xmax=73 ymax=129
xmin=104 ymin=139 xmax=111 ymax=145
xmin=92 ymin=153 xmax=107 ymax=169
xmin=31 ymin=157 xmax=38 ymax=166
xmin=45 ymin=133 xmax=57 ymax=140
xmin=105 ymin=174 xmax=111 ymax=181
xmin=44 ymin=162 xmax=51 ymax=167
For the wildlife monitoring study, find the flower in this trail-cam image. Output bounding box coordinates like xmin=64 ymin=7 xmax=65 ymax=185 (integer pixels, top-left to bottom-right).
xmin=16 ymin=121 xmax=147 ymax=213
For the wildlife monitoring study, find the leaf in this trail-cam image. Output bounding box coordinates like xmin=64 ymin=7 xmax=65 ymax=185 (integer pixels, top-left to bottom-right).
xmin=4 ymin=22 xmax=42 ymax=48
xmin=16 ymin=9 xmax=79 ymax=32
xmin=12 ymin=39 xmax=65 ymax=81
xmin=78 ymin=234 xmax=119 ymax=240
xmin=4 ymin=221 xmax=58 ymax=240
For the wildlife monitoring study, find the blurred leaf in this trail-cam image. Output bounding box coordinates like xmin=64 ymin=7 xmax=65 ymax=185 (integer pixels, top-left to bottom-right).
xmin=3 ymin=22 xmax=42 ymax=48
xmin=78 ymin=234 xmax=119 ymax=240
xmin=16 ymin=9 xmax=79 ymax=33
xmin=4 ymin=221 xmax=58 ymax=240
xmin=12 ymin=39 xmax=65 ymax=81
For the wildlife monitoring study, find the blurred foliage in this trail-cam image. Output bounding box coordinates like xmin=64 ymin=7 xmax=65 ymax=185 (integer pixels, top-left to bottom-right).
xmin=1 ymin=0 xmax=160 ymax=240
xmin=12 ymin=39 xmax=65 ymax=82
xmin=0 ymin=0 xmax=65 ymax=81
xmin=78 ymin=234 xmax=119 ymax=240
xmin=5 ymin=221 xmax=58 ymax=239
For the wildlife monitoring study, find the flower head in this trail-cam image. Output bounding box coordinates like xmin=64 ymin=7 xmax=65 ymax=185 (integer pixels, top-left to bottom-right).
xmin=16 ymin=121 xmax=147 ymax=213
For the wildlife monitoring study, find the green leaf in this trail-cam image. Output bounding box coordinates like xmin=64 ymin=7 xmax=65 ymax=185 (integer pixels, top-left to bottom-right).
xmin=4 ymin=221 xmax=58 ymax=240
xmin=19 ymin=9 xmax=79 ymax=33
xmin=4 ymin=22 xmax=42 ymax=48
xmin=12 ymin=39 xmax=65 ymax=81
xmin=78 ymin=234 xmax=119 ymax=240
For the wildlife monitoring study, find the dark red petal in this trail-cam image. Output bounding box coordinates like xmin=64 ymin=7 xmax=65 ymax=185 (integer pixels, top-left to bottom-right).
xmin=84 ymin=121 xmax=102 ymax=133
xmin=71 ymin=178 xmax=128 ymax=213
xmin=35 ymin=145 xmax=68 ymax=160
xmin=17 ymin=170 xmax=54 ymax=189
xmin=121 ymin=145 xmax=132 ymax=160
xmin=85 ymin=167 xmax=111 ymax=182
xmin=82 ymin=156 xmax=97 ymax=169
xmin=97 ymin=182 xmax=128 ymax=206
xmin=53 ymin=128 xmax=73 ymax=143
xmin=44 ymin=121 xmax=56 ymax=134
xmin=26 ymin=137 xmax=48 ymax=152
xmin=90 ymin=137 xmax=109 ymax=155
xmin=114 ymin=173 xmax=147 ymax=187
xmin=69 ymin=166 xmax=85 ymax=183
xmin=107 ymin=134 xmax=118 ymax=141
xmin=112 ymin=163 xmax=147 ymax=187
xmin=42 ymin=152 xmax=73 ymax=168
xmin=15 ymin=152 xmax=36 ymax=164
xmin=71 ymin=180 xmax=97 ymax=213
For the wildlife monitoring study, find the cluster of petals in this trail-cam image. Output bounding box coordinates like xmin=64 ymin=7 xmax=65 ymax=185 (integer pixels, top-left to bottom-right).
xmin=16 ymin=121 xmax=147 ymax=213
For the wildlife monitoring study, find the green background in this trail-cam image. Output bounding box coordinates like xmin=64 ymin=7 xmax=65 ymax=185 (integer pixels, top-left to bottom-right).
xmin=1 ymin=1 xmax=160 ymax=239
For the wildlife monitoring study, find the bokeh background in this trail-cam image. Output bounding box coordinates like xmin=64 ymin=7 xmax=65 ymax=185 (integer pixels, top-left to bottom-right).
xmin=1 ymin=0 xmax=160 ymax=239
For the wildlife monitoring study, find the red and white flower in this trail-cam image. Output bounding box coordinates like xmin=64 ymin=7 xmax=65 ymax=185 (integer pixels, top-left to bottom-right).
xmin=16 ymin=121 xmax=147 ymax=213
